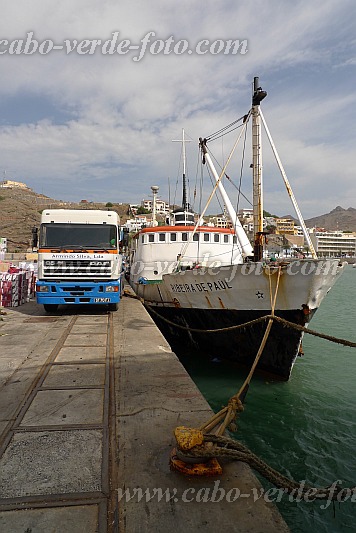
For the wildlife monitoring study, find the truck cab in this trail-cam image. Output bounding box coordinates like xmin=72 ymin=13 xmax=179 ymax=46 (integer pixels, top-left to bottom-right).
xmin=36 ymin=209 xmax=123 ymax=312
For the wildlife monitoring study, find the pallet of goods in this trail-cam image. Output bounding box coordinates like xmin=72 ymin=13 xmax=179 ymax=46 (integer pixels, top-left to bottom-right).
xmin=0 ymin=264 xmax=37 ymax=308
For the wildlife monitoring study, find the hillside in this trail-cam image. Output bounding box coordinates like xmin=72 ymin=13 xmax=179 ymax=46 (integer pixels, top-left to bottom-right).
xmin=0 ymin=187 xmax=131 ymax=252
xmin=1 ymin=186 xmax=355 ymax=252
xmin=305 ymin=206 xmax=356 ymax=232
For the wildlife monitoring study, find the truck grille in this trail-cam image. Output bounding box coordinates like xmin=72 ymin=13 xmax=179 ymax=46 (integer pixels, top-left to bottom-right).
xmin=43 ymin=260 xmax=111 ymax=277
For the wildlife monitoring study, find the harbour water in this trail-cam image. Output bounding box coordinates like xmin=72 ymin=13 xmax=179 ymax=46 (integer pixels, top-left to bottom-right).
xmin=178 ymin=264 xmax=356 ymax=532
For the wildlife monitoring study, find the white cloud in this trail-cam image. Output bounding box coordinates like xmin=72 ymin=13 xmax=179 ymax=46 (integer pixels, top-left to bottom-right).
xmin=0 ymin=0 xmax=355 ymax=217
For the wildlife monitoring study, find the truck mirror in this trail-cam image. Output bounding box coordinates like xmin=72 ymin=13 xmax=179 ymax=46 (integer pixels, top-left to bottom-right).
xmin=32 ymin=226 xmax=38 ymax=249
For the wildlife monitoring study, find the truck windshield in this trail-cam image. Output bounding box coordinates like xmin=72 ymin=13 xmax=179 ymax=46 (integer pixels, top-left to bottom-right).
xmin=40 ymin=224 xmax=117 ymax=249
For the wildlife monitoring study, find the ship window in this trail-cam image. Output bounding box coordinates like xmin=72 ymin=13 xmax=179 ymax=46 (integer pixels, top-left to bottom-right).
xmin=204 ymin=234 xmax=209 ymax=242
xmin=159 ymin=233 xmax=166 ymax=242
xmin=224 ymin=235 xmax=229 ymax=243
xmin=149 ymin=234 xmax=154 ymax=242
xmin=214 ymin=234 xmax=219 ymax=243
xmin=182 ymin=233 xmax=188 ymax=241
xmin=170 ymin=233 xmax=177 ymax=242
xmin=193 ymin=233 xmax=199 ymax=241
xmin=233 ymin=236 xmax=237 ymax=244
xmin=141 ymin=235 xmax=145 ymax=243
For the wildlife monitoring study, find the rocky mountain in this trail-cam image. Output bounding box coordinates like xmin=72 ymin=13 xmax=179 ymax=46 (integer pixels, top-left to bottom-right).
xmin=305 ymin=206 xmax=356 ymax=232
xmin=0 ymin=186 xmax=131 ymax=252
xmin=277 ymin=207 xmax=356 ymax=231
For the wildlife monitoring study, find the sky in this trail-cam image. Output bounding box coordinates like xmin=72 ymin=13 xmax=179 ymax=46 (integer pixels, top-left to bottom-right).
xmin=0 ymin=0 xmax=355 ymax=218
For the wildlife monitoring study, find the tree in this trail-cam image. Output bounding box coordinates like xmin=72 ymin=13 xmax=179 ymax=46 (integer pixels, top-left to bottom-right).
xmin=105 ymin=202 xmax=113 ymax=207
xmin=137 ymin=206 xmax=151 ymax=214
xmin=263 ymin=210 xmax=278 ymax=218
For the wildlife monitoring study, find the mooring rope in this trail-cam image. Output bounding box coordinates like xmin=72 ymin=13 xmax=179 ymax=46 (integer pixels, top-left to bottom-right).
xmin=142 ymin=301 xmax=356 ymax=349
xmin=179 ymin=434 xmax=356 ymax=500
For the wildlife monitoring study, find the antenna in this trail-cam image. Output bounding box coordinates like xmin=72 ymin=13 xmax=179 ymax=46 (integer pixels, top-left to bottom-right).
xmin=168 ymin=176 xmax=171 ymax=209
xmin=172 ymin=129 xmax=192 ymax=210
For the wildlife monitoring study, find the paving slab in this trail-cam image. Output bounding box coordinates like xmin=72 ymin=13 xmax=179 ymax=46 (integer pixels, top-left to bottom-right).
xmin=0 ymin=430 xmax=103 ymax=497
xmin=75 ymin=316 xmax=108 ymax=325
xmin=0 ymin=331 xmax=42 ymax=345
xmin=71 ymin=324 xmax=108 ymax=335
xmin=0 ymin=505 xmax=99 ymax=533
xmin=64 ymin=333 xmax=107 ymax=347
xmin=55 ymin=346 xmax=107 ymax=363
xmin=20 ymin=389 xmax=104 ymax=426
xmin=42 ymin=363 xmax=106 ymax=388
xmin=0 ymin=302 xmax=74 ymax=440
xmin=0 ymin=357 xmax=18 ymax=375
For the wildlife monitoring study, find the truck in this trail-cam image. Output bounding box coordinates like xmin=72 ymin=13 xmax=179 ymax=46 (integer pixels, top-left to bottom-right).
xmin=36 ymin=209 xmax=124 ymax=312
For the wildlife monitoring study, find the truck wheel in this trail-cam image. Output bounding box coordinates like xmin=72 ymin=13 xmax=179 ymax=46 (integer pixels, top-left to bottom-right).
xmin=43 ymin=304 xmax=59 ymax=313
xmin=108 ymin=302 xmax=119 ymax=311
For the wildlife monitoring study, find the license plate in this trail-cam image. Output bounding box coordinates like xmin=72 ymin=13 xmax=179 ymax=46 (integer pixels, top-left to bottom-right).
xmin=94 ymin=297 xmax=111 ymax=303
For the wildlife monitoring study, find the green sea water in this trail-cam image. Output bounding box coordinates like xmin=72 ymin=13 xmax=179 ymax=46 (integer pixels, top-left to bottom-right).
xmin=178 ymin=264 xmax=356 ymax=532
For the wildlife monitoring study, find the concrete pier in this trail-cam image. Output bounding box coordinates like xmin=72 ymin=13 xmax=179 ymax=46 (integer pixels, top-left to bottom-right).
xmin=0 ymin=294 xmax=289 ymax=532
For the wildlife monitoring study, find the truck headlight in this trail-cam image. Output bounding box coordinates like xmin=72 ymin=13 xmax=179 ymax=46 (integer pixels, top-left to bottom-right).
xmin=37 ymin=285 xmax=49 ymax=292
xmin=105 ymin=286 xmax=119 ymax=292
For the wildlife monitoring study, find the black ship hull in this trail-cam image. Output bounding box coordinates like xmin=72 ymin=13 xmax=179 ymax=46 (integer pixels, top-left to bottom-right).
xmin=145 ymin=306 xmax=316 ymax=381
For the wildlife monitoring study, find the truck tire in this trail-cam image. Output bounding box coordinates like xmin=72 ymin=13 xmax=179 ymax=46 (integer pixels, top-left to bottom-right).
xmin=43 ymin=304 xmax=59 ymax=313
xmin=108 ymin=302 xmax=119 ymax=311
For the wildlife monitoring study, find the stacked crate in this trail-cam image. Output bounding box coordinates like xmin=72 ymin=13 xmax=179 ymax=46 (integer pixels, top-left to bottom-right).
xmin=0 ymin=273 xmax=13 ymax=307
xmin=0 ymin=267 xmax=36 ymax=307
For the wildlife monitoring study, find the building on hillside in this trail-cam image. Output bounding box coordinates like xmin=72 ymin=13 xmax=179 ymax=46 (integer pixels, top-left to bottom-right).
xmin=265 ymin=216 xmax=277 ymax=228
xmin=294 ymin=225 xmax=305 ymax=236
xmin=238 ymin=208 xmax=253 ymax=220
xmin=125 ymin=220 xmax=143 ymax=232
xmin=141 ymin=198 xmax=170 ymax=214
xmin=0 ymin=237 xmax=7 ymax=259
xmin=129 ymin=205 xmax=139 ymax=216
xmin=0 ymin=180 xmax=29 ymax=189
xmin=208 ymin=214 xmax=229 ymax=228
xmin=309 ymin=230 xmax=356 ymax=257
xmin=216 ymin=215 xmax=229 ymax=228
xmin=243 ymin=222 xmax=254 ymax=233
xmin=243 ymin=219 xmax=268 ymax=233
xmin=275 ymin=218 xmax=296 ymax=235
xmin=124 ymin=216 xmax=149 ymax=232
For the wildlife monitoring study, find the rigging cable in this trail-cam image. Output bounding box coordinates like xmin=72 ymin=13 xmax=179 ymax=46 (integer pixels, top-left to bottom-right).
xmin=207 ymin=148 xmax=252 ymax=207
xmin=204 ymin=114 xmax=246 ymax=142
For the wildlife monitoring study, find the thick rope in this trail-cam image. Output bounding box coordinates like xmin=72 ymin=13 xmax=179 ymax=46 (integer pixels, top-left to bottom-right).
xmin=181 ymin=434 xmax=356 ymax=500
xmin=143 ymin=303 xmax=356 ymax=348
xmin=272 ymin=315 xmax=356 ymax=347
xmin=201 ymin=267 xmax=281 ymax=437
xmin=146 ymin=305 xmax=269 ymax=333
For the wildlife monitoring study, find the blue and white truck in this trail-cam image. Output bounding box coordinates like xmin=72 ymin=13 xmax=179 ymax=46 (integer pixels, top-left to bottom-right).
xmin=36 ymin=209 xmax=124 ymax=312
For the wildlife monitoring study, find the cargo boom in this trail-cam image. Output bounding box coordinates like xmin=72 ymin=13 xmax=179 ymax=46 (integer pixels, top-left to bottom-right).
xmin=36 ymin=209 xmax=123 ymax=312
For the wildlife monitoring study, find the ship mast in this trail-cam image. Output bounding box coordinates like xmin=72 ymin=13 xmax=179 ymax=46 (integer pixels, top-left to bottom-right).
xmin=252 ymin=77 xmax=267 ymax=261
